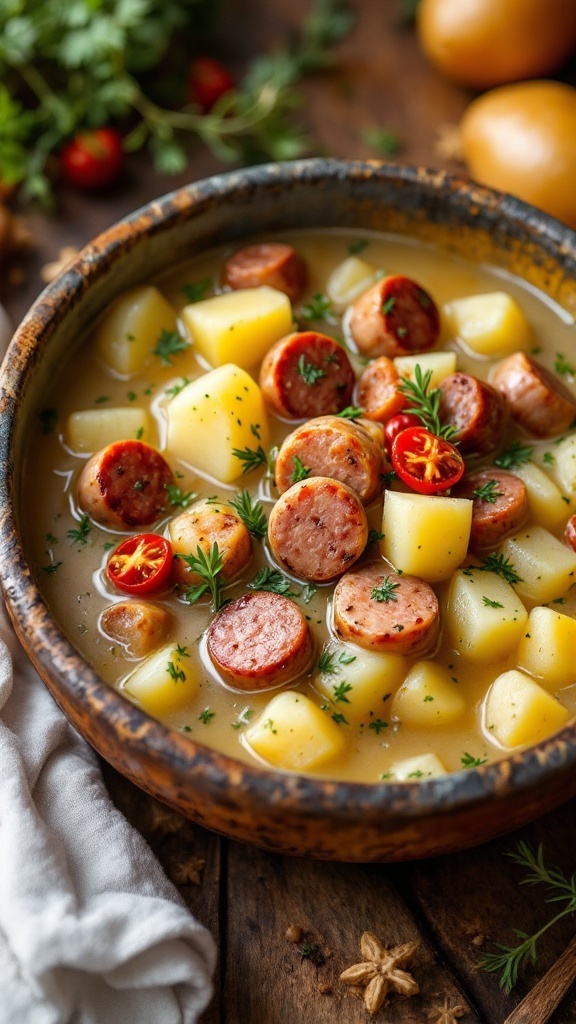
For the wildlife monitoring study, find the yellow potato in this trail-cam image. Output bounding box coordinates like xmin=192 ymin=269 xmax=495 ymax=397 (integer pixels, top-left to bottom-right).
xmin=484 ymin=669 xmax=569 ymax=748
xmin=123 ymin=643 xmax=198 ymax=717
xmin=512 ymin=461 xmax=569 ymax=531
xmin=549 ymin=434 xmax=576 ymax=495
xmin=166 ymin=363 xmax=270 ymax=483
xmin=444 ymin=291 xmax=531 ymax=357
xmin=516 ymin=606 xmax=576 ymax=690
xmin=95 ymin=286 xmax=179 ymax=375
xmin=445 ymin=569 xmax=528 ymax=661
xmin=380 ymin=490 xmax=472 ymax=582
xmin=326 ymin=256 xmax=380 ymax=309
xmin=389 ymin=752 xmax=447 ymax=781
xmin=393 ymin=350 xmax=457 ymax=389
xmin=391 ymin=661 xmax=466 ymax=727
xmin=182 ymin=286 xmax=293 ymax=369
xmin=314 ymin=643 xmax=406 ymax=724
xmin=499 ymin=526 xmax=576 ymax=604
xmin=66 ymin=407 xmax=150 ymax=453
xmin=245 ymin=691 xmax=347 ymax=771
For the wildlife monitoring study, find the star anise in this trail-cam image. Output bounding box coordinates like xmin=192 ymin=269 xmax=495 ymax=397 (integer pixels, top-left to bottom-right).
xmin=428 ymin=995 xmax=468 ymax=1024
xmin=149 ymin=800 xmax=185 ymax=835
xmin=172 ymin=855 xmax=206 ymax=885
xmin=340 ymin=932 xmax=419 ymax=1016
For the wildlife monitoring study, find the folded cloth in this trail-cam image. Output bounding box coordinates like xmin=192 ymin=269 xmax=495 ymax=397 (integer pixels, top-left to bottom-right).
xmin=0 ymin=601 xmax=217 ymax=1024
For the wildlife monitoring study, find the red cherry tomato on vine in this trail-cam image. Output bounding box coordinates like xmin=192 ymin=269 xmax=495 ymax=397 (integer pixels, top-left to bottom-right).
xmin=60 ymin=127 xmax=124 ymax=191
xmin=106 ymin=534 xmax=173 ymax=595
xmin=384 ymin=412 xmax=422 ymax=452
xmin=187 ymin=56 xmax=235 ymax=112
xmin=391 ymin=426 xmax=465 ymax=495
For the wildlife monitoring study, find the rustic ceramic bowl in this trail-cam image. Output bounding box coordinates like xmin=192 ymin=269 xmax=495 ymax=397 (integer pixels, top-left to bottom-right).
xmin=2 ymin=159 xmax=576 ymax=862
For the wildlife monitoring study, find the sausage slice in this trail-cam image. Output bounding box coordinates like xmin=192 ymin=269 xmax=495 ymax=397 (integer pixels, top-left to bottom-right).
xmin=274 ymin=415 xmax=383 ymax=504
xmin=438 ymin=372 xmax=509 ymax=456
xmin=349 ymin=275 xmax=440 ymax=358
xmin=207 ymin=591 xmax=314 ymax=691
xmin=354 ymin=355 xmax=405 ymax=423
xmin=454 ymin=468 xmax=528 ymax=549
xmin=259 ymin=331 xmax=355 ymax=419
xmin=99 ymin=600 xmax=173 ymax=658
xmin=564 ymin=514 xmax=576 ymax=552
xmin=333 ymin=563 xmax=440 ymax=657
xmin=491 ymin=351 xmax=576 ymax=438
xmin=77 ymin=440 xmax=174 ymax=528
xmin=222 ymin=242 xmax=308 ymax=303
xmin=268 ymin=476 xmax=368 ymax=583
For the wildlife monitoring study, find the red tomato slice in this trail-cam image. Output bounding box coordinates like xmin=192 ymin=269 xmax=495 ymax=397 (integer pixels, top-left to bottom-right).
xmin=107 ymin=534 xmax=173 ymax=595
xmin=384 ymin=412 xmax=422 ymax=452
xmin=391 ymin=426 xmax=465 ymax=495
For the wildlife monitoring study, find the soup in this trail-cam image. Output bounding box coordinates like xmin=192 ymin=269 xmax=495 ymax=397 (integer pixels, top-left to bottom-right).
xmin=23 ymin=229 xmax=576 ymax=783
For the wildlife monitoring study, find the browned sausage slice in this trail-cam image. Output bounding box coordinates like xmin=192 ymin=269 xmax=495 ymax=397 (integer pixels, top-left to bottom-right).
xmin=491 ymin=351 xmax=576 ymax=437
xmin=259 ymin=331 xmax=355 ymax=419
xmin=348 ymin=275 xmax=440 ymax=358
xmin=207 ymin=591 xmax=314 ymax=691
xmin=438 ymin=372 xmax=509 ymax=456
xmin=222 ymin=242 xmax=308 ymax=303
xmin=77 ymin=440 xmax=174 ymax=528
xmin=274 ymin=415 xmax=383 ymax=504
xmin=454 ymin=468 xmax=528 ymax=549
xmin=99 ymin=600 xmax=173 ymax=658
xmin=169 ymin=499 xmax=252 ymax=587
xmin=333 ymin=563 xmax=440 ymax=657
xmin=268 ymin=476 xmax=368 ymax=583
xmin=564 ymin=514 xmax=576 ymax=552
xmin=354 ymin=355 xmax=406 ymax=423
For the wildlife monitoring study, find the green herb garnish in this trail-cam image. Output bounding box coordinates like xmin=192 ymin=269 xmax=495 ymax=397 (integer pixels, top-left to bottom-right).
xmin=232 ymin=444 xmax=268 ymax=475
xmin=290 ymin=455 xmax=311 ymax=483
xmin=299 ymin=293 xmax=334 ymax=322
xmin=461 ymin=752 xmax=488 ymax=768
xmin=494 ymin=440 xmax=533 ymax=469
xmin=248 ymin=567 xmax=299 ymax=597
xmin=178 ymin=542 xmax=225 ymax=611
xmin=166 ymin=484 xmax=197 ymax=509
xmin=479 ymin=553 xmax=523 ymax=585
xmin=152 ymin=330 xmax=189 ymax=366
xmin=371 ymin=576 xmax=400 ymax=603
xmin=183 ymin=279 xmax=211 ymax=303
xmin=297 ymin=354 xmax=326 ymax=385
xmin=67 ymin=514 xmax=91 ymax=547
xmin=229 ymin=490 xmax=267 ymax=539
xmin=398 ymin=364 xmax=457 ymax=440
xmin=472 ymin=479 xmax=503 ymax=504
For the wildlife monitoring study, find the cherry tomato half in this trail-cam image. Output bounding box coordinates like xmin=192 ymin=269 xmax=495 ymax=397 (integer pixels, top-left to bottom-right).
xmin=107 ymin=534 xmax=173 ymax=595
xmin=187 ymin=57 xmax=235 ymax=112
xmin=391 ymin=426 xmax=465 ymax=495
xmin=384 ymin=412 xmax=422 ymax=452
xmin=60 ymin=127 xmax=124 ymax=191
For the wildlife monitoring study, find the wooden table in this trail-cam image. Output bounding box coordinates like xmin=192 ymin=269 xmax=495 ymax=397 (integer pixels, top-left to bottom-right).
xmin=3 ymin=2 xmax=576 ymax=1021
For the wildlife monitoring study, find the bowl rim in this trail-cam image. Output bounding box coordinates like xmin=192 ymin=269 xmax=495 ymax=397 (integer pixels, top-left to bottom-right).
xmin=2 ymin=156 xmax=576 ymax=828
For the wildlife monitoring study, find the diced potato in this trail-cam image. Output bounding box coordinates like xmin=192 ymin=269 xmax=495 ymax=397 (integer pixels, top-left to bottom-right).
xmin=444 ymin=291 xmax=532 ymax=357
xmin=95 ymin=286 xmax=179 ymax=376
xmin=516 ymin=606 xmax=576 ymax=690
xmin=380 ymin=490 xmax=472 ymax=582
xmin=389 ymin=753 xmax=448 ymax=781
xmin=391 ymin=661 xmax=466 ymax=727
xmin=549 ymin=434 xmax=576 ymax=495
xmin=313 ymin=643 xmax=406 ymax=724
xmin=66 ymin=407 xmax=150 ymax=453
xmin=445 ymin=569 xmax=528 ymax=661
xmin=484 ymin=669 xmax=569 ymax=748
xmin=123 ymin=643 xmax=198 ymax=717
xmin=182 ymin=286 xmax=293 ymax=369
xmin=511 ymin=461 xmax=569 ymax=531
xmin=326 ymin=256 xmax=380 ymax=309
xmin=245 ymin=690 xmax=347 ymax=771
xmin=166 ymin=363 xmax=270 ymax=483
xmin=499 ymin=526 xmax=576 ymax=604
xmin=393 ymin=351 xmax=457 ymax=390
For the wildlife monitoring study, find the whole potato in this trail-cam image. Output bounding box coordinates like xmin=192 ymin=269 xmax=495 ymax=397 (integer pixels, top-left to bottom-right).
xmin=460 ymin=80 xmax=576 ymax=229
xmin=417 ymin=0 xmax=576 ymax=89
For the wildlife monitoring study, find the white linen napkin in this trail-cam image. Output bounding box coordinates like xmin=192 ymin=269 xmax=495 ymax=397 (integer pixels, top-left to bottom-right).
xmin=0 ymin=596 xmax=217 ymax=1024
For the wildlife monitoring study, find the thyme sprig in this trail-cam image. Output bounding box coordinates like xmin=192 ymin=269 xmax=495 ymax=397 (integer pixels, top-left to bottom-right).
xmin=229 ymin=490 xmax=267 ymax=539
xmin=178 ymin=542 xmax=225 ymax=611
xmin=398 ymin=365 xmax=457 ymax=440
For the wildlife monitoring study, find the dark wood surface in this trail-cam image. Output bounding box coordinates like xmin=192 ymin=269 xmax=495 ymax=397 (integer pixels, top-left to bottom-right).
xmin=3 ymin=2 xmax=576 ymax=1022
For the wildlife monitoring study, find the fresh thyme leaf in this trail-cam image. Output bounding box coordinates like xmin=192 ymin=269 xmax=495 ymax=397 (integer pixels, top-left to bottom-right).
xmin=183 ymin=279 xmax=211 ymax=303
xmin=67 ymin=514 xmax=91 ymax=547
xmin=369 ymin=719 xmax=389 ymax=734
xmin=152 ymin=329 xmax=189 ymax=366
xmin=232 ymin=444 xmax=268 ymax=475
xmin=479 ymin=553 xmax=524 ymax=585
xmin=165 ymin=377 xmax=190 ymax=397
xmin=166 ymin=484 xmax=198 ymax=509
xmin=371 ymin=575 xmax=400 ymax=603
xmin=482 ymin=596 xmax=504 ymax=609
xmin=398 ymin=364 xmax=457 ymax=440
xmin=461 ymin=752 xmax=488 ymax=768
xmin=297 ymin=353 xmax=326 ymax=385
xmin=472 ymin=479 xmax=503 ymax=504
xmin=166 ymin=659 xmax=186 ymax=683
xmin=248 ymin=567 xmax=299 ymax=596
xmin=332 ymin=680 xmax=352 ymax=703
xmin=299 ymin=292 xmax=334 ymax=322
xmin=199 ymin=708 xmax=215 ymax=724
xmin=554 ymin=352 xmax=576 ymax=376
xmin=178 ymin=542 xmax=225 ymax=611
xmin=290 ymin=455 xmax=311 ymax=483
xmin=229 ymin=490 xmax=267 ymax=539
xmin=367 ymin=529 xmax=384 ymax=545
xmin=336 ymin=405 xmax=364 ymax=419
xmin=318 ymin=649 xmax=337 ymax=674
xmin=494 ymin=440 xmax=533 ymax=469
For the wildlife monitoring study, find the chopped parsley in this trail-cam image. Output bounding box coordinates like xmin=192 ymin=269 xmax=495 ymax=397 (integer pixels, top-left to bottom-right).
xmin=198 ymin=708 xmax=215 ymax=724
xmin=482 ymin=596 xmax=504 ymax=608
xmin=371 ymin=576 xmax=400 ymax=603
xmin=299 ymin=292 xmax=333 ymax=322
xmin=297 ymin=354 xmax=326 ymax=385
xmin=290 ymin=455 xmax=311 ymax=483
xmin=494 ymin=440 xmax=533 ymax=469
xmin=554 ymin=353 xmax=576 ymax=376
xmin=178 ymin=542 xmax=225 ymax=611
xmin=165 ymin=377 xmax=190 ymax=398
xmin=166 ymin=484 xmax=197 ymax=509
xmin=152 ymin=329 xmax=189 ymax=366
xmin=67 ymin=514 xmax=91 ymax=547
xmin=461 ymin=752 xmax=488 ymax=768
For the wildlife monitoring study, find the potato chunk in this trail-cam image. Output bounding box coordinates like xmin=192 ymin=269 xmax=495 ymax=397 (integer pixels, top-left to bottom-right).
xmin=511 ymin=461 xmax=569 ymax=531
xmin=391 ymin=661 xmax=466 ymax=727
xmin=499 ymin=526 xmax=576 ymax=604
xmin=95 ymin=286 xmax=179 ymax=376
xmin=444 ymin=291 xmax=531 ymax=357
xmin=314 ymin=643 xmax=406 ymax=724
xmin=389 ymin=753 xmax=448 ymax=781
xmin=549 ymin=433 xmax=576 ymax=495
xmin=517 ymin=606 xmax=576 ymax=690
xmin=326 ymin=256 xmax=379 ymax=309
xmin=484 ymin=669 xmax=569 ymax=748
xmin=66 ymin=407 xmax=151 ymax=453
xmin=445 ymin=569 xmax=528 ymax=661
xmin=123 ymin=642 xmax=198 ymax=717
xmin=182 ymin=286 xmax=293 ymax=369
xmin=380 ymin=490 xmax=472 ymax=582
xmin=245 ymin=691 xmax=347 ymax=770
xmin=166 ymin=363 xmax=270 ymax=483
xmin=393 ymin=351 xmax=457 ymax=390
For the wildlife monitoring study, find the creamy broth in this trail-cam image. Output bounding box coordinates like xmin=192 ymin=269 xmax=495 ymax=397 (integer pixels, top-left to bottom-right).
xmin=23 ymin=229 xmax=576 ymax=782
